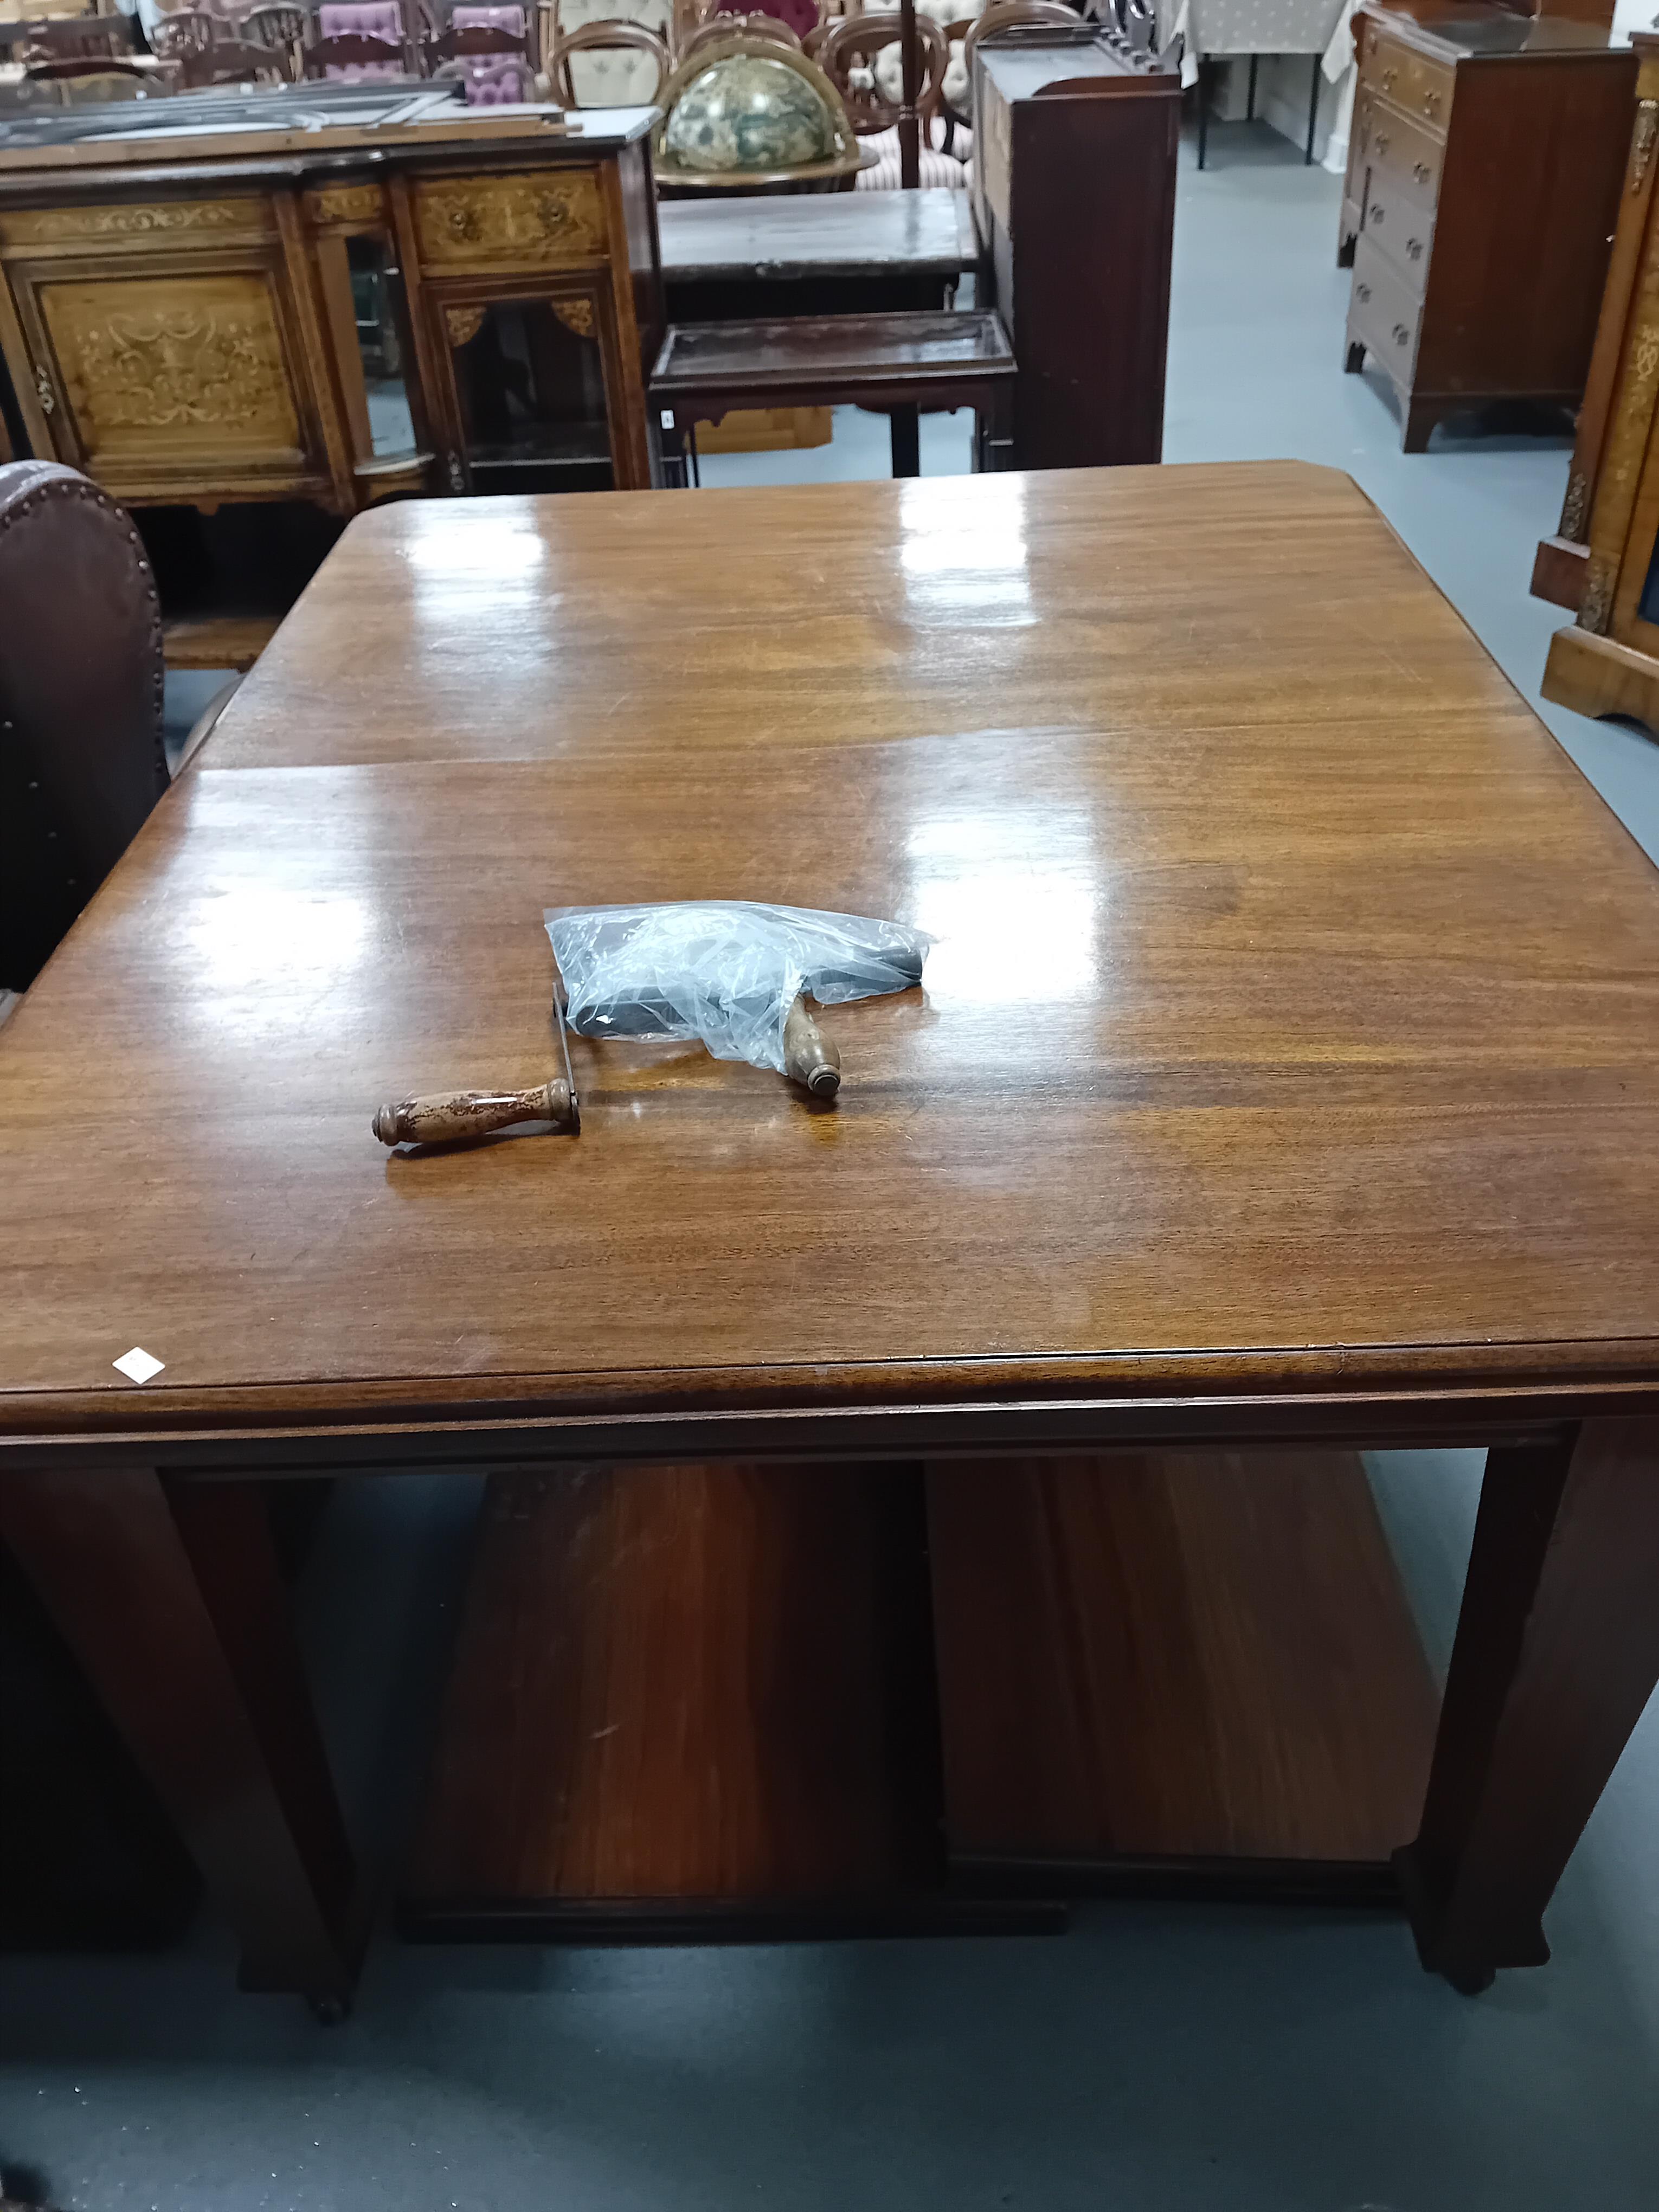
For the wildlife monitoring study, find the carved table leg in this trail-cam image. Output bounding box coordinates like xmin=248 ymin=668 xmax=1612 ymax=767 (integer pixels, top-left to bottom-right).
xmin=0 ymin=1466 xmax=360 ymax=2012
xmin=1398 ymin=1420 xmax=1659 ymax=1993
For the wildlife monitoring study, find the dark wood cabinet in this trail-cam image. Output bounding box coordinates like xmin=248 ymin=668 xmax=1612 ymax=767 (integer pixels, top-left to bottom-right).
xmin=973 ymin=28 xmax=1179 ymax=469
xmin=1340 ymin=3 xmax=1635 ymax=452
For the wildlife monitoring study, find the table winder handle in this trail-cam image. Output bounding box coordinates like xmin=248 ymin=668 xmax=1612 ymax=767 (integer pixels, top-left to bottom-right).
xmin=373 ymin=1078 xmax=578 ymax=1146
xmin=783 ymin=995 xmax=841 ymax=1099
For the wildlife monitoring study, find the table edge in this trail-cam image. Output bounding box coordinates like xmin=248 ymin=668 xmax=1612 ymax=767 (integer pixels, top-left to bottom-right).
xmin=3 ymin=1341 xmax=1658 ymax=1464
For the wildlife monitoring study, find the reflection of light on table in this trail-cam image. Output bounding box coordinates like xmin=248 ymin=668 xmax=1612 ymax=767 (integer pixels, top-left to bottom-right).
xmin=179 ymin=883 xmax=371 ymax=1017
xmin=905 ymin=809 xmax=1100 ymax=1007
xmin=402 ymin=504 xmax=550 ymax=580
xmin=398 ymin=504 xmax=560 ymax=665
xmin=897 ymin=474 xmax=1033 ymax=627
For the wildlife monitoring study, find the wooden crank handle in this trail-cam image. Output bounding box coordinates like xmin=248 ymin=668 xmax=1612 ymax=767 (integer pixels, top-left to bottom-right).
xmin=782 ymin=994 xmax=841 ymax=1099
xmin=372 ymin=1077 xmax=578 ymax=1147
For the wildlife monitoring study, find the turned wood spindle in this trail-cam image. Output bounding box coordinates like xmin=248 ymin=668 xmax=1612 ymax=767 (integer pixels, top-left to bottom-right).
xmin=782 ymin=994 xmax=841 ymax=1099
xmin=372 ymin=1077 xmax=578 ymax=1147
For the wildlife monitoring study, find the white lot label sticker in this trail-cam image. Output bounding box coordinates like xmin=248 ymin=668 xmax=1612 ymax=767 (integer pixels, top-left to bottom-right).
xmin=113 ymin=1347 xmax=165 ymax=1385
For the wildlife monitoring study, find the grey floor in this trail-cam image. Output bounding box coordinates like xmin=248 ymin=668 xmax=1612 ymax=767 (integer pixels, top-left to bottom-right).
xmin=19 ymin=124 xmax=1659 ymax=2211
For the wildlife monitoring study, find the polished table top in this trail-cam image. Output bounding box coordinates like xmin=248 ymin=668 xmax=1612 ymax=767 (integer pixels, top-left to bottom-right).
xmin=4 ymin=461 xmax=1659 ymax=1447
xmin=657 ymin=188 xmax=979 ymax=284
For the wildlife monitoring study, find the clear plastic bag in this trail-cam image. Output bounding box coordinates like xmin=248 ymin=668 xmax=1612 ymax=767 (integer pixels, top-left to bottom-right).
xmin=544 ymin=901 xmax=931 ymax=1076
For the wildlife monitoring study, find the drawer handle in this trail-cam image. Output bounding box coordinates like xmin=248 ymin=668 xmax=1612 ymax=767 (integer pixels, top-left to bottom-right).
xmin=1371 ymin=207 xmax=1384 ymax=224
xmin=1357 ymin=282 xmax=1372 ymax=303
xmin=1375 ymin=132 xmax=1390 ymax=153
xmin=1381 ymin=65 xmax=1397 ymax=87
xmin=1393 ymin=322 xmax=1410 ymax=346
xmin=33 ymin=364 xmax=54 ymax=417
xmin=1423 ymin=90 xmax=1439 ymax=115
xmin=1407 ymin=237 xmax=1423 ymax=261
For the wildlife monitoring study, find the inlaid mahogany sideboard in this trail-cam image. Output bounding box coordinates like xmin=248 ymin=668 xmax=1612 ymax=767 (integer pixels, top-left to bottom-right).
xmin=0 ymin=85 xmax=663 ymax=660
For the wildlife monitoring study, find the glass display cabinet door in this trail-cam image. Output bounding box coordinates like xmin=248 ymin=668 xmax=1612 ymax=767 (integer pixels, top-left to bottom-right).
xmin=433 ymin=280 xmax=623 ymax=496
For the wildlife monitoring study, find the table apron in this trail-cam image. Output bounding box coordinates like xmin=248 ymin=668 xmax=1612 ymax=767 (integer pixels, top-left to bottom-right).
xmin=5 ymin=1383 xmax=1647 ymax=1475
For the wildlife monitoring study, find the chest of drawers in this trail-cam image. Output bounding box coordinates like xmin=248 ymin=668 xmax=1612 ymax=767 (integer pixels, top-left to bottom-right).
xmin=1339 ymin=3 xmax=1635 ymax=452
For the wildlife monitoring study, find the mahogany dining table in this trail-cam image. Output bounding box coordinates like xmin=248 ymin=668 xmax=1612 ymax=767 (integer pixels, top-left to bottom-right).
xmin=3 ymin=461 xmax=1659 ymax=2011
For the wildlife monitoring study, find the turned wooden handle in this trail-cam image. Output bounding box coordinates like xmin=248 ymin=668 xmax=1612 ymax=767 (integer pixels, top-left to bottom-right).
xmin=372 ymin=1077 xmax=578 ymax=1146
xmin=782 ymin=994 xmax=840 ymax=1099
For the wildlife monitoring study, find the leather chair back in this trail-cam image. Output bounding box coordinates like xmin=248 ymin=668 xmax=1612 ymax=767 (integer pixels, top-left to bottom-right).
xmin=0 ymin=462 xmax=167 ymax=992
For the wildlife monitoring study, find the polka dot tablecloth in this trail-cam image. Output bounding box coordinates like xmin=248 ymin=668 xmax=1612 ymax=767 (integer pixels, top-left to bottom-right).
xmin=1160 ymin=0 xmax=1348 ymax=84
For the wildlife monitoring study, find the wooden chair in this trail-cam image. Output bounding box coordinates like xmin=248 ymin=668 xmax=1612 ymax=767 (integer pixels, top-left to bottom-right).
xmin=942 ymin=1 xmax=1078 ymax=150
xmin=182 ymin=36 xmax=291 ymax=86
xmin=679 ymin=9 xmax=800 ymax=59
xmin=150 ymin=8 xmax=220 ymax=59
xmin=311 ymin=1 xmax=419 ymax=74
xmin=547 ymin=20 xmax=670 ymax=104
xmin=961 ymin=0 xmax=1080 ymax=63
xmin=12 ymin=16 xmax=136 ymax=64
xmin=149 ymin=6 xmax=261 ymax=84
xmin=539 ymin=0 xmax=675 ymax=101
xmin=427 ymin=15 xmax=536 ymax=97
xmin=18 ymin=57 xmax=160 ymax=103
xmin=937 ymin=17 xmax=971 ymax=154
xmin=245 ymin=4 xmax=310 ymax=77
xmin=706 ymin=0 xmax=820 ymax=39
xmin=300 ymin=28 xmax=406 ymax=74
xmin=146 ymin=9 xmax=234 ymax=80
xmin=818 ymin=10 xmax=953 ymax=187
xmin=819 ymin=9 xmax=945 ymax=131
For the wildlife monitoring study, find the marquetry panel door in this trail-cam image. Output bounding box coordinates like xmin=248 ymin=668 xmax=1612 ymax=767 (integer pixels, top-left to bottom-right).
xmin=0 ymin=194 xmax=353 ymax=511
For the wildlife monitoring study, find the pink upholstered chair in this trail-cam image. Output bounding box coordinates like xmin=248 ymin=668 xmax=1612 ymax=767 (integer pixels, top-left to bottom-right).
xmin=679 ymin=9 xmax=799 ymax=59
xmin=314 ymin=2 xmax=408 ymax=76
xmin=438 ymin=5 xmax=536 ymax=100
xmin=713 ymin=0 xmax=818 ymax=37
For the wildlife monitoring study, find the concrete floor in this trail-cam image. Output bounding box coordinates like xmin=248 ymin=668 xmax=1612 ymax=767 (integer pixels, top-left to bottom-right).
xmin=15 ymin=126 xmax=1659 ymax=2210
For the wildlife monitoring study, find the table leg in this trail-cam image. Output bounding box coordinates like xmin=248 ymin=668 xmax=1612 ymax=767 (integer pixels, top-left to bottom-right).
xmin=1246 ymin=54 xmax=1257 ymax=120
xmin=977 ymin=389 xmax=1014 ymax=473
xmin=0 ymin=1466 xmax=360 ymax=2013
xmin=1197 ymin=59 xmax=1210 ymax=170
xmin=1306 ymin=54 xmax=1320 ymax=165
xmin=890 ymin=404 xmax=921 ymax=478
xmin=1399 ymin=1420 xmax=1659 ymax=1992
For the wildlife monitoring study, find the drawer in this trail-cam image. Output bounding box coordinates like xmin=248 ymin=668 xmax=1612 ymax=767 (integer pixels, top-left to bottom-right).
xmin=412 ymin=169 xmax=607 ymax=270
xmin=1350 ymin=239 xmax=1420 ymax=381
xmin=0 ymin=198 xmax=275 ymax=253
xmin=1360 ymin=175 xmax=1433 ymax=292
xmin=1366 ymin=102 xmax=1443 ymax=210
xmin=1366 ymin=40 xmax=1454 ymax=138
